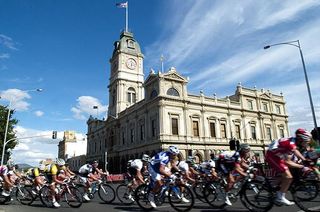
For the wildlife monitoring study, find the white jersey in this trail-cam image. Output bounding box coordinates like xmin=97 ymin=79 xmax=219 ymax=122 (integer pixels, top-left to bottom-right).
xmin=177 ymin=161 xmax=189 ymax=172
xmin=78 ymin=164 xmax=93 ymax=175
xmin=130 ymin=159 xmax=143 ymax=170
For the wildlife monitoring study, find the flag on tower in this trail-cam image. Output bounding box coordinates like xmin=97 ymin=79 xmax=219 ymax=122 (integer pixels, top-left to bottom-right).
xmin=116 ymin=2 xmax=128 ymax=8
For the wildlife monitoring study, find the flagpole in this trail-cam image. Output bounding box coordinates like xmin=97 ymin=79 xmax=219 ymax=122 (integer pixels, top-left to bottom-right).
xmin=125 ymin=1 xmax=128 ymax=32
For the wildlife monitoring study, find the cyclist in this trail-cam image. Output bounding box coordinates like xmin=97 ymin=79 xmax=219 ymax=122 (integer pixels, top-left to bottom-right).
xmin=217 ymin=143 xmax=252 ymax=206
xmin=78 ymin=161 xmax=102 ymax=201
xmin=199 ymin=159 xmax=218 ymax=180
xmin=0 ymin=161 xmax=15 ymax=196
xmin=127 ymin=154 xmax=150 ymax=201
xmin=266 ymin=128 xmax=311 ymax=206
xmin=148 ymin=146 xmax=180 ymax=208
xmin=26 ymin=163 xmax=47 ymax=194
xmin=42 ymin=158 xmax=68 ymax=208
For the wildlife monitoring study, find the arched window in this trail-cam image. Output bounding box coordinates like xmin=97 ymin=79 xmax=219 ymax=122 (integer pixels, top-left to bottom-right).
xmin=150 ymin=90 xmax=158 ymax=99
xmin=166 ymin=87 xmax=179 ymax=97
xmin=127 ymin=87 xmax=136 ymax=104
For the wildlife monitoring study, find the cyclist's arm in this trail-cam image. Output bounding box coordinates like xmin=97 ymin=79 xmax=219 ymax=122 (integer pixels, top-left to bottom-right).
xmin=88 ymin=173 xmax=100 ymax=181
xmin=53 ymin=175 xmax=65 ymax=184
xmin=234 ymin=163 xmax=247 ymax=177
xmin=136 ymin=169 xmax=144 ymax=183
xmin=293 ymin=148 xmax=306 ymax=161
xmin=159 ymin=164 xmax=172 ymax=178
xmin=2 ymin=174 xmax=14 ymax=187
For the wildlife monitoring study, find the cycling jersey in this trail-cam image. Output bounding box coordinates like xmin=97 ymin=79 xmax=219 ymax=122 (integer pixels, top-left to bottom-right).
xmin=217 ymin=151 xmax=241 ymax=174
xmin=0 ymin=166 xmax=8 ymax=176
xmin=218 ymin=151 xmax=241 ymax=164
xmin=130 ymin=159 xmax=143 ymax=170
xmin=177 ymin=161 xmax=189 ymax=172
xmin=78 ymin=164 xmax=94 ymax=177
xmin=150 ymin=151 xmax=171 ymax=172
xmin=26 ymin=167 xmax=41 ymax=178
xmin=266 ymin=137 xmax=297 ymax=173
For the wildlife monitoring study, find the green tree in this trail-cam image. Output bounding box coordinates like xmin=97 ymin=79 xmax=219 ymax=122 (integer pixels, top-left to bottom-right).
xmin=0 ymin=105 xmax=18 ymax=163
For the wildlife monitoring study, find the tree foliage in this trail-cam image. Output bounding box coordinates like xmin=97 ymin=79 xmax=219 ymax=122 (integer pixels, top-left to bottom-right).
xmin=0 ymin=105 xmax=18 ymax=162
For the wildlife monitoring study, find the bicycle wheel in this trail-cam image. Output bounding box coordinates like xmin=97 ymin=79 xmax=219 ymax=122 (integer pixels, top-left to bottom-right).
xmin=203 ymin=181 xmax=227 ymax=209
xmin=98 ymin=183 xmax=115 ymax=203
xmin=39 ymin=185 xmax=54 ymax=208
xmin=116 ymin=183 xmax=135 ymax=205
xmin=292 ymin=180 xmax=320 ymax=212
xmin=192 ymin=181 xmax=206 ymax=203
xmin=134 ymin=183 xmax=154 ymax=211
xmin=64 ymin=186 xmax=83 ymax=208
xmin=168 ymin=184 xmax=194 ymax=212
xmin=240 ymin=180 xmax=274 ymax=212
xmin=15 ymin=186 xmax=33 ymax=205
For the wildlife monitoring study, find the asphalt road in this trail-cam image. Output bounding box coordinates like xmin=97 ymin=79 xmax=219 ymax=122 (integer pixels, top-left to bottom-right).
xmin=0 ymin=192 xmax=319 ymax=212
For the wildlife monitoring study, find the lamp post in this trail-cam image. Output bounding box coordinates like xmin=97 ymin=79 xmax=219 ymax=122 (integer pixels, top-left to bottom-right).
xmin=264 ymin=40 xmax=319 ymax=143
xmin=1 ymin=88 xmax=42 ymax=165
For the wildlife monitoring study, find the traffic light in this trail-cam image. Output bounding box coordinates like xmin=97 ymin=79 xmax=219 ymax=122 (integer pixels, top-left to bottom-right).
xmin=52 ymin=131 xmax=57 ymax=139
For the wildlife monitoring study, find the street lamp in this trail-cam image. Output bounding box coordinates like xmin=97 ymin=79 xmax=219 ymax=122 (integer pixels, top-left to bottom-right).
xmin=264 ymin=40 xmax=319 ymax=143
xmin=1 ymin=88 xmax=42 ymax=165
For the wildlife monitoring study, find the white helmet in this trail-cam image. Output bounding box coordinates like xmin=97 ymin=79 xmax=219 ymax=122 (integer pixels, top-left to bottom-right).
xmin=142 ymin=154 xmax=150 ymax=162
xmin=39 ymin=163 xmax=46 ymax=171
xmin=56 ymin=158 xmax=65 ymax=166
xmin=168 ymin=146 xmax=179 ymax=155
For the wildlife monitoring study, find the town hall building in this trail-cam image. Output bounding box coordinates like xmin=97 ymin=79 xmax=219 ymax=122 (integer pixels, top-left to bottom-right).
xmin=86 ymin=31 xmax=288 ymax=173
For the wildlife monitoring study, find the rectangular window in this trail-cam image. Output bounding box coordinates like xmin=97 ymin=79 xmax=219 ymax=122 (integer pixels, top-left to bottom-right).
xmin=122 ymin=132 xmax=125 ymax=145
xmin=279 ymin=128 xmax=284 ymax=138
xmin=275 ymin=105 xmax=281 ymax=114
xmin=210 ymin=122 xmax=216 ymax=137
xmin=251 ymin=126 xmax=256 ymax=139
xmin=151 ymin=119 xmax=156 ymax=137
xmin=193 ymin=121 xmax=199 ymax=136
xmin=172 ymin=118 xmax=179 ymax=135
xmin=247 ymin=100 xmax=253 ymax=110
xmin=266 ymin=127 xmax=272 ymax=140
xmin=130 ymin=129 xmax=135 ymax=143
xmin=140 ymin=124 xmax=145 ymax=141
xmin=220 ymin=123 xmax=226 ymax=138
xmin=235 ymin=125 xmax=241 ymax=139
xmin=263 ymin=103 xmax=268 ymax=112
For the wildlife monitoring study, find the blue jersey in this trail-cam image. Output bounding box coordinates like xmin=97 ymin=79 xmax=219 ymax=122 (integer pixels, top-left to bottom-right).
xmin=150 ymin=151 xmax=171 ymax=172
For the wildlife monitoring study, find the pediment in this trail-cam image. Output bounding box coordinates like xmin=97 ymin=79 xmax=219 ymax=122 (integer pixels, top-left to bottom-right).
xmin=163 ymin=72 xmax=188 ymax=83
xmin=260 ymin=93 xmax=271 ymax=99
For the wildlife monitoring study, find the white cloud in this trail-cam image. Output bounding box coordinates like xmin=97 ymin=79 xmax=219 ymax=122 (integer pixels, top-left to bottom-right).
xmin=0 ymin=34 xmax=18 ymax=50
xmin=11 ymin=126 xmax=86 ymax=166
xmin=144 ymin=0 xmax=320 ymax=136
xmin=34 ymin=110 xmax=44 ymax=117
xmin=71 ymin=96 xmax=108 ymax=120
xmin=0 ymin=89 xmax=31 ymax=111
xmin=0 ymin=53 xmax=10 ymax=59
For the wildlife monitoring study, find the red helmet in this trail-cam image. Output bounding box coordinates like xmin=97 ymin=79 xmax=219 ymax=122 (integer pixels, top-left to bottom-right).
xmin=295 ymin=128 xmax=312 ymax=143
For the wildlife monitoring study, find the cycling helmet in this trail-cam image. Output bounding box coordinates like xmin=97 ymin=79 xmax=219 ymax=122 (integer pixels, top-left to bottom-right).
xmin=168 ymin=146 xmax=179 ymax=155
xmin=239 ymin=143 xmax=251 ymax=152
xmin=142 ymin=154 xmax=150 ymax=162
xmin=6 ymin=160 xmax=15 ymax=169
xmin=39 ymin=163 xmax=46 ymax=171
xmin=186 ymin=156 xmax=195 ymax=164
xmin=127 ymin=159 xmax=133 ymax=166
xmin=295 ymin=128 xmax=312 ymax=143
xmin=56 ymin=158 xmax=65 ymax=166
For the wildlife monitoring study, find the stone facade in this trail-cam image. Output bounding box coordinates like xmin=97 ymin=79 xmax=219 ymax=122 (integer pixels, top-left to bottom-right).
xmin=86 ymin=31 xmax=288 ymax=173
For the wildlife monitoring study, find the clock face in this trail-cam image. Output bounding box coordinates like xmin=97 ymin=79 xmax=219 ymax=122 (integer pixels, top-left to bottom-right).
xmin=126 ymin=58 xmax=137 ymax=70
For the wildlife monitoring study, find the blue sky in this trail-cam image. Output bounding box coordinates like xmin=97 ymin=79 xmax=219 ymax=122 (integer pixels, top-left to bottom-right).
xmin=1 ymin=0 xmax=320 ymax=165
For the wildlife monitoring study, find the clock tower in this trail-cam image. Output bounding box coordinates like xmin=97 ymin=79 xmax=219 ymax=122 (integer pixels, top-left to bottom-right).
xmin=108 ymin=31 xmax=144 ymax=117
